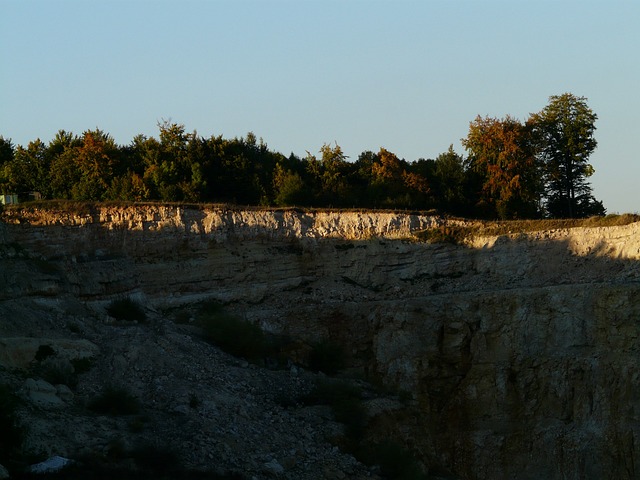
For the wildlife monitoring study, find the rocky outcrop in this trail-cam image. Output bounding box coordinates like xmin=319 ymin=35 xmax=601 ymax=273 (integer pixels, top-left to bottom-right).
xmin=2 ymin=205 xmax=640 ymax=479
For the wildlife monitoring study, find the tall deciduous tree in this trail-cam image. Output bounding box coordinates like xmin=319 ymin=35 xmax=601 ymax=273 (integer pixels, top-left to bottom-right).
xmin=529 ymin=93 xmax=603 ymax=218
xmin=71 ymin=129 xmax=119 ymax=200
xmin=462 ymin=115 xmax=541 ymax=219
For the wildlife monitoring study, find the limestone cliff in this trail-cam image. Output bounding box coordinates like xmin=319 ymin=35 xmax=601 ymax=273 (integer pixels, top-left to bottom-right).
xmin=2 ymin=204 xmax=640 ymax=479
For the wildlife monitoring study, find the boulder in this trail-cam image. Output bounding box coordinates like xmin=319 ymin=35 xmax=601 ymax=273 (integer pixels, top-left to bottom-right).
xmin=22 ymin=378 xmax=65 ymax=409
xmin=29 ymin=456 xmax=72 ymax=474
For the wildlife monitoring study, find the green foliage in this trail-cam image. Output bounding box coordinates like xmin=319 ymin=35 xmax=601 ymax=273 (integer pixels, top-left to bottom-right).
xmin=189 ymin=393 xmax=201 ymax=409
xmin=2 ymin=101 xmax=608 ymax=219
xmin=129 ymin=443 xmax=182 ymax=474
xmin=529 ymin=93 xmax=601 ymax=218
xmin=308 ymin=339 xmax=346 ymax=375
xmin=36 ymin=359 xmax=77 ymax=387
xmin=106 ymin=297 xmax=147 ymax=323
xmin=358 ymin=440 xmax=427 ymax=480
xmin=88 ymin=386 xmax=141 ymax=415
xmin=197 ymin=300 xmax=269 ymax=362
xmin=70 ymin=356 xmax=94 ymax=375
xmin=432 ymin=145 xmax=467 ymax=214
xmin=304 ymin=379 xmax=367 ymax=441
xmin=272 ymin=163 xmax=307 ymax=206
xmin=0 ymin=384 xmax=26 ymax=469
xmin=127 ymin=415 xmax=149 ymax=433
xmin=35 ymin=344 xmax=56 ymax=362
xmin=31 ymin=344 xmax=92 ymax=388
xmin=31 ymin=257 xmax=60 ymax=275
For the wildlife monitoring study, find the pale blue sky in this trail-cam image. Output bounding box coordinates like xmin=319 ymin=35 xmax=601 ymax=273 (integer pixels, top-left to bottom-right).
xmin=2 ymin=0 xmax=638 ymax=213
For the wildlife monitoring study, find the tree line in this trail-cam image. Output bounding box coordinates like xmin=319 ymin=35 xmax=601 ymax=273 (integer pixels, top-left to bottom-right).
xmin=0 ymin=93 xmax=604 ymax=219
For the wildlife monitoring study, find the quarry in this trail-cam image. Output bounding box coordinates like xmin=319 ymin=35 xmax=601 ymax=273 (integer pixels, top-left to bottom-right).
xmin=1 ymin=204 xmax=640 ymax=479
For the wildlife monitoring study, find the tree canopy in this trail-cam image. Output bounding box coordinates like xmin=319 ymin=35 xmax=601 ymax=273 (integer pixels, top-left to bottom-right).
xmin=528 ymin=93 xmax=603 ymax=217
xmin=0 ymin=94 xmax=605 ymax=218
xmin=462 ymin=93 xmax=604 ymax=219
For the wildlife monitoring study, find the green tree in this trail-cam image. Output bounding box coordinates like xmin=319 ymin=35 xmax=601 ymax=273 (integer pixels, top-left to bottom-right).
xmin=303 ymin=143 xmax=353 ymax=206
xmin=5 ymin=140 xmax=49 ymax=197
xmin=138 ymin=121 xmax=203 ymax=202
xmin=47 ymin=131 xmax=81 ymax=199
xmin=272 ymin=163 xmax=307 ymax=206
xmin=0 ymin=136 xmax=14 ymax=166
xmin=0 ymin=136 xmax=15 ymax=195
xmin=319 ymin=142 xmax=351 ymax=204
xmin=432 ymin=145 xmax=467 ymax=214
xmin=529 ymin=93 xmax=603 ymax=218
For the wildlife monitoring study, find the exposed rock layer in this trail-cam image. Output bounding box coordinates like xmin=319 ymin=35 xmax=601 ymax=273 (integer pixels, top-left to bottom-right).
xmin=2 ymin=205 xmax=640 ymax=479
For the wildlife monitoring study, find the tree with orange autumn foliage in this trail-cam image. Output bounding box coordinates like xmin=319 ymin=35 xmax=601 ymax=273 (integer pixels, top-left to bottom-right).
xmin=462 ymin=115 xmax=541 ymax=219
xmin=369 ymin=148 xmax=429 ymax=208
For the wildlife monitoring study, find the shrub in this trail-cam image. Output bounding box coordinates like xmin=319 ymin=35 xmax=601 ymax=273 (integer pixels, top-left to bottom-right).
xmin=128 ymin=415 xmax=147 ymax=433
xmin=106 ymin=298 xmax=147 ymax=323
xmin=308 ymin=339 xmax=346 ymax=375
xmin=359 ymin=440 xmax=426 ymax=480
xmin=197 ymin=301 xmax=269 ymax=362
xmin=0 ymin=384 xmax=26 ymax=469
xmin=37 ymin=358 xmax=77 ymax=387
xmin=88 ymin=386 xmax=141 ymax=415
xmin=130 ymin=444 xmax=182 ymax=473
xmin=189 ymin=393 xmax=200 ymax=409
xmin=304 ymin=379 xmax=367 ymax=440
xmin=32 ymin=354 xmax=93 ymax=389
xmin=70 ymin=356 xmax=94 ymax=375
xmin=32 ymin=257 xmax=60 ymax=275
xmin=34 ymin=344 xmax=56 ymax=362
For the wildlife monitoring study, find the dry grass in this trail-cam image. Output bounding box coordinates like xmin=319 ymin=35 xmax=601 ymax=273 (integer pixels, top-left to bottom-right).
xmin=474 ymin=213 xmax=640 ymax=236
xmin=416 ymin=214 xmax=640 ymax=245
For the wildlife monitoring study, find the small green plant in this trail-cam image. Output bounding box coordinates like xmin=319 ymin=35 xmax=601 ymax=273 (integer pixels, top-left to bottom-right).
xmin=32 ymin=353 xmax=93 ymax=389
xmin=128 ymin=415 xmax=148 ymax=433
xmin=189 ymin=393 xmax=200 ymax=409
xmin=37 ymin=359 xmax=77 ymax=387
xmin=70 ymin=356 xmax=94 ymax=375
xmin=106 ymin=297 xmax=147 ymax=323
xmin=67 ymin=322 xmax=82 ymax=334
xmin=34 ymin=344 xmax=56 ymax=362
xmin=130 ymin=443 xmax=182 ymax=473
xmin=197 ymin=301 xmax=269 ymax=362
xmin=308 ymin=339 xmax=346 ymax=375
xmin=88 ymin=386 xmax=141 ymax=415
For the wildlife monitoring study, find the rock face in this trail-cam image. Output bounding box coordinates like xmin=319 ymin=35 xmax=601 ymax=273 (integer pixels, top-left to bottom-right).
xmin=2 ymin=204 xmax=640 ymax=479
